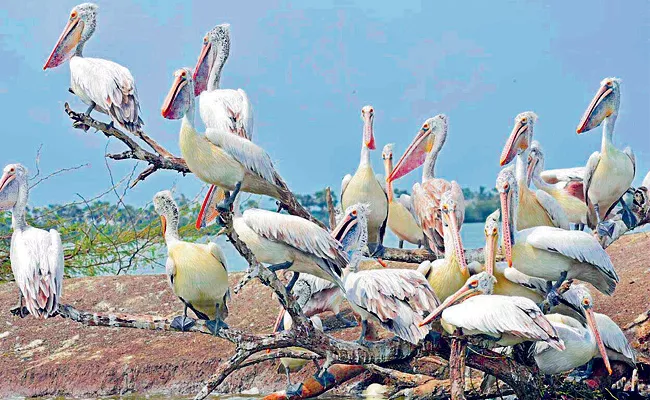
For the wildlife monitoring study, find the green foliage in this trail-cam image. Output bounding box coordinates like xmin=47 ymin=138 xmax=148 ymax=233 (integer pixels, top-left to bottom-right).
xmin=295 ymin=189 xmax=338 ymax=225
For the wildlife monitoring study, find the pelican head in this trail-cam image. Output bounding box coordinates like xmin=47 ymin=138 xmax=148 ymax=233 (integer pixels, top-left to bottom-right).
xmin=44 ymin=3 xmax=97 ymax=70
xmin=526 ymin=140 xmax=545 ymax=187
xmin=331 ymin=203 xmax=369 ymax=253
xmin=387 ymin=114 xmax=448 ymax=183
xmin=153 ymin=190 xmax=179 ymax=238
xmin=381 ymin=143 xmax=394 ymax=162
xmin=192 ymin=24 xmax=231 ymax=96
xmin=577 ymin=77 xmax=621 ymax=134
xmin=496 ymin=166 xmax=517 ymax=267
xmin=420 ymin=272 xmax=496 ymax=326
xmin=440 ymin=187 xmax=467 ymax=273
xmin=161 ymin=68 xmax=195 ymax=120
xmin=0 ymin=164 xmax=24 ymax=211
xmin=500 ymin=111 xmax=537 ymax=166
xmin=483 ymin=209 xmax=500 ymax=275
xmin=360 ymin=105 xmax=376 ymax=150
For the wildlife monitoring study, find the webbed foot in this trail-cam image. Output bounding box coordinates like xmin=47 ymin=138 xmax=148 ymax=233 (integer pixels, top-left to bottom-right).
xmin=206 ymin=319 xmax=229 ymax=336
xmin=171 ymin=315 xmax=195 ymax=332
xmin=286 ymin=382 xmax=304 ymax=397
xmin=10 ymin=306 xmax=29 ymax=318
xmin=369 ymin=243 xmax=385 ymax=257
xmin=314 ymin=370 xmax=336 ymax=388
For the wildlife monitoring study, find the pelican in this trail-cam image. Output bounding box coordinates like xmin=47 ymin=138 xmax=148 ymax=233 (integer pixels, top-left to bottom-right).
xmin=341 ymin=105 xmax=388 ymax=255
xmin=161 ymin=68 xmax=314 ymax=222
xmin=153 ymin=191 xmax=229 ymax=334
xmin=416 ymin=187 xmax=470 ymax=302
xmin=534 ymin=288 xmax=617 ymax=376
xmin=387 ymin=115 xmax=458 ymax=254
xmin=381 ymin=144 xmax=423 ymax=248
xmin=540 ymin=167 xmax=586 ymax=204
xmin=43 ymin=3 xmax=143 ymax=133
xmin=528 ymin=141 xmax=589 ymax=229
xmin=497 ymin=167 xmax=619 ymax=301
xmin=287 ymin=274 xmax=354 ymax=328
xmin=468 ymin=209 xmax=545 ymax=303
xmin=499 ymin=112 xmax=570 ymax=230
xmin=227 ymin=196 xmax=347 ymax=292
xmin=273 ymin=312 xmax=323 ymax=396
xmin=0 ymin=164 xmax=64 ymax=319
xmin=419 ymin=272 xmax=564 ymax=351
xmin=338 ymin=204 xmax=439 ymax=345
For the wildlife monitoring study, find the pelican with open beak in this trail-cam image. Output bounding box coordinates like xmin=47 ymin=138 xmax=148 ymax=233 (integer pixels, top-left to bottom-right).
xmin=576 ymin=78 xmax=635 ymax=235
xmin=500 ymin=112 xmax=569 ymax=230
xmin=387 ymin=115 xmax=455 ymax=255
xmin=340 ymin=106 xmax=388 ymax=255
xmin=497 ymin=167 xmax=618 ymax=302
xmin=44 ymin=3 xmax=143 ymax=133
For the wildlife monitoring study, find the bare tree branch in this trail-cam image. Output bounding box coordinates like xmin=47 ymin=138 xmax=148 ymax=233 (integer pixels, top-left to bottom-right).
xmin=325 ymin=186 xmax=336 ymax=230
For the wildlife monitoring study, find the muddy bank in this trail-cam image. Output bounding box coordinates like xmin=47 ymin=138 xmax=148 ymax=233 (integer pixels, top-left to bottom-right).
xmin=1 ymin=233 xmax=649 ymax=398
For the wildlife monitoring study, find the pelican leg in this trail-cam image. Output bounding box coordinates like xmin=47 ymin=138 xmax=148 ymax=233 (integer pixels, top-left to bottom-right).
xmin=285 ymin=272 xmax=300 ymax=293
xmin=85 ymin=101 xmax=96 ymax=116
xmin=286 ymin=369 xmax=303 ymax=398
xmin=357 ymin=319 xmax=370 ymax=345
xmin=217 ymin=181 xmax=242 ymax=213
xmin=313 ymin=355 xmax=335 ymax=388
xmin=171 ymin=304 xmax=196 ymax=332
xmin=544 ymin=271 xmax=568 ymax=308
xmin=617 ymin=197 xmax=636 ymax=229
xmin=268 ymin=261 xmax=294 ymax=273
xmin=398 ymin=240 xmax=404 ymax=249
xmin=567 ymin=360 xmax=594 ymax=382
xmin=206 ymin=318 xmax=229 ymax=336
xmin=369 ymin=242 xmax=385 ymax=257
xmin=10 ymin=291 xmax=29 ymax=318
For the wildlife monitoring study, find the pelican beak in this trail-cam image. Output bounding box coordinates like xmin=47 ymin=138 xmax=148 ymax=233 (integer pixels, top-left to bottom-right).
xmin=377 ymin=258 xmax=388 ymax=268
xmin=192 ymin=40 xmax=213 ymax=97
xmin=485 ymin=229 xmax=498 ymax=276
xmin=331 ymin=212 xmax=358 ymax=242
xmin=499 ymin=190 xmax=513 ymax=267
xmin=161 ymin=73 xmax=189 ymax=120
xmin=448 ymin=210 xmax=468 ymax=274
xmin=0 ymin=172 xmax=15 ymax=194
xmin=576 ymin=84 xmax=614 ymax=134
xmin=526 ymin=155 xmax=538 ymax=187
xmin=500 ymin=119 xmax=529 ymax=166
xmin=160 ymin=216 xmax=167 ymax=236
xmin=362 ymin=111 xmax=375 ymax=150
xmin=196 ymin=185 xmax=226 ymax=230
xmin=388 ymin=126 xmax=433 ymax=182
xmin=585 ymin=307 xmax=612 ymax=375
xmin=44 ymin=16 xmax=84 ymax=70
xmin=383 ymin=157 xmax=394 ymax=203
xmin=420 ymin=284 xmax=477 ymax=326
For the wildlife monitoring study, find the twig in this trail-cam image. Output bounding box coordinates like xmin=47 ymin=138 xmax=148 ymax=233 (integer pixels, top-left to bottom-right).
xmin=365 ymin=364 xmax=435 ymax=387
xmin=238 ymin=350 xmax=321 ymax=370
xmin=325 ymin=186 xmax=336 ymax=230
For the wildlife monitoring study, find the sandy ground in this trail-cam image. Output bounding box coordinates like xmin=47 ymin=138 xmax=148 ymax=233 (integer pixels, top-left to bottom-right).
xmin=0 ymin=232 xmax=648 ymax=398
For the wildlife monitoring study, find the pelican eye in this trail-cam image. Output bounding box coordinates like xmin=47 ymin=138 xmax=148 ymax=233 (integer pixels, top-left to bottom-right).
xmin=369 ymin=108 xmax=374 ymax=113
xmin=203 ymin=36 xmax=208 ymax=44
xmin=582 ymin=298 xmax=591 ymax=307
xmin=423 ymin=123 xmax=430 ymax=130
xmin=351 ymin=210 xmax=358 ymax=216
xmin=492 ymin=228 xmax=498 ymax=235
xmin=70 ymin=11 xmax=78 ymax=19
xmin=180 ymin=70 xmax=187 ymax=78
xmin=468 ymin=280 xmax=478 ymax=288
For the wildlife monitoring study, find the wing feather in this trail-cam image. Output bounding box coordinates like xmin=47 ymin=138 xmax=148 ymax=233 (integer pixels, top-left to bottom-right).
xmin=534 ymin=190 xmax=570 ymax=229
xmin=583 ymin=152 xmax=601 ymax=206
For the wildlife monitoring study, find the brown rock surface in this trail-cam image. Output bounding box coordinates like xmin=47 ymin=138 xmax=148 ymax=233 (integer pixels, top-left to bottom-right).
xmin=0 ymin=233 xmax=648 ymax=398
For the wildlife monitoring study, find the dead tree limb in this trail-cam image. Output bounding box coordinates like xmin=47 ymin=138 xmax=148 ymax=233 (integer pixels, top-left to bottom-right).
xmin=365 ymin=364 xmax=435 ymax=387
xmin=325 ymin=186 xmax=337 ymax=230
xmin=450 ymin=333 xmax=467 ymax=400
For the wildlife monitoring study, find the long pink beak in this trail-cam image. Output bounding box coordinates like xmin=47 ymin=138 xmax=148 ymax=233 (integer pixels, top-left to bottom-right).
xmin=420 ymin=284 xmax=476 ymax=326
xmin=576 ymin=84 xmax=612 ymax=134
xmin=500 ymin=120 xmax=528 ymax=166
xmin=44 ymin=17 xmax=83 ymax=70
xmin=0 ymin=173 xmax=16 ymax=193
xmin=485 ymin=231 xmax=497 ymax=276
xmin=585 ymin=308 xmax=612 ymax=375
xmin=448 ymin=210 xmax=467 ymax=274
xmin=161 ymin=74 xmax=186 ymax=119
xmin=387 ymin=127 xmax=430 ymax=182
xmin=500 ymin=191 xmax=513 ymax=267
xmin=363 ymin=113 xmax=375 ymax=150
xmin=192 ymin=41 xmax=213 ymax=96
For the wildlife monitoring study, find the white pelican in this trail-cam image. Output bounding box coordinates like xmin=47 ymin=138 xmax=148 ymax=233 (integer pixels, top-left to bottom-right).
xmin=467 ymin=209 xmax=545 ymax=303
xmin=273 ymin=312 xmax=323 ymax=396
xmin=540 ymin=167 xmax=586 ymax=204
xmin=576 ymin=78 xmax=635 ymax=235
xmin=43 ymin=3 xmax=143 ymax=133
xmin=387 ymin=115 xmax=458 ymax=255
xmin=497 ymin=167 xmax=619 ymax=300
xmin=419 ymin=271 xmax=564 ymax=351
xmin=528 ymin=141 xmax=589 ymax=229
xmin=287 ymin=274 xmax=355 ymax=329
xmin=161 ymin=68 xmax=314 ymax=222
xmin=341 ymin=105 xmax=388 ymax=255
xmin=338 ymin=203 xmax=439 ymax=345
xmin=228 ymin=196 xmax=347 ymax=292
xmin=153 ymin=191 xmax=229 ymax=334
xmin=534 ymin=288 xmax=618 ymax=376
xmin=416 ymin=186 xmax=470 ymax=302
xmin=381 ymin=144 xmax=423 ymax=248
xmin=0 ymin=164 xmax=64 ymax=319
xmin=499 ymin=112 xmax=570 ymax=230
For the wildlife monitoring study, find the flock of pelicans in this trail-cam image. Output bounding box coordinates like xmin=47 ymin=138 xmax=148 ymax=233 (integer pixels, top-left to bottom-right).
xmin=1 ymin=2 xmax=647 ymax=396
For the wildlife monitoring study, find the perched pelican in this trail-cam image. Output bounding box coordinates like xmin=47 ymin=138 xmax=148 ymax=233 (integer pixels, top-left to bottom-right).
xmin=540 ymin=167 xmax=586 ymax=203
xmin=153 ymin=191 xmax=229 ymax=334
xmin=534 ymin=288 xmax=616 ymax=376
xmin=387 ymin=115 xmax=458 ymax=254
xmin=416 ymin=187 xmax=470 ymax=302
xmin=468 ymin=209 xmax=544 ymax=303
xmin=44 ymin=3 xmax=143 ymax=133
xmin=497 ymin=167 xmax=619 ymax=299
xmin=341 ymin=105 xmax=388 ymax=255
xmin=161 ymin=68 xmax=314 ymax=222
xmin=228 ymin=196 xmax=347 ymax=291
xmin=419 ymin=272 xmax=564 ymax=351
xmin=576 ymin=78 xmax=635 ymax=233
xmin=274 ymin=312 xmax=323 ymax=396
xmin=499 ymin=112 xmax=570 ymax=230
xmin=287 ymin=274 xmax=354 ymax=328
xmin=528 ymin=141 xmax=589 ymax=229
xmin=338 ymin=204 xmax=439 ymax=345
xmin=381 ymin=144 xmax=423 ymax=248
xmin=0 ymin=164 xmax=64 ymax=319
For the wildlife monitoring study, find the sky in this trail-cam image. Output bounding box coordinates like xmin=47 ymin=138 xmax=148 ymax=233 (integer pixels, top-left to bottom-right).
xmin=0 ymin=0 xmax=648 ymax=207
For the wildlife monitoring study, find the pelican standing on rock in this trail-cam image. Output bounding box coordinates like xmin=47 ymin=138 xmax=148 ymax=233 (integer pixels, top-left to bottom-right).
xmin=387 ymin=115 xmax=458 ymax=254
xmin=0 ymin=164 xmax=64 ymax=319
xmin=381 ymin=144 xmax=423 ymax=248
xmin=341 ymin=105 xmax=388 ymax=255
xmin=499 ymin=112 xmax=569 ymax=230
xmin=161 ymin=68 xmax=315 ymax=223
xmin=497 ymin=167 xmax=619 ymax=303
xmin=44 ymin=3 xmax=143 ymax=133
xmin=576 ymin=78 xmax=635 ymax=235
xmin=153 ymin=191 xmax=229 ymax=334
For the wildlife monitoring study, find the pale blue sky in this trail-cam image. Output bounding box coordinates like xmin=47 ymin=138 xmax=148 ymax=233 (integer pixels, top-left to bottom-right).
xmin=0 ymin=1 xmax=648 ymax=207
